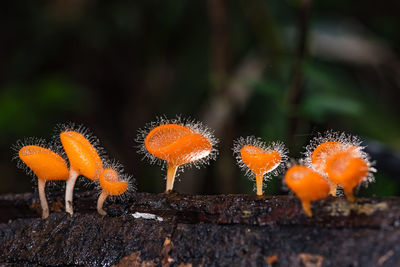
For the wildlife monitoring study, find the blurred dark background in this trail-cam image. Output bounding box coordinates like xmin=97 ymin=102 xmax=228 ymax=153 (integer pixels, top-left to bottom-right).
xmin=1 ymin=0 xmax=400 ymax=196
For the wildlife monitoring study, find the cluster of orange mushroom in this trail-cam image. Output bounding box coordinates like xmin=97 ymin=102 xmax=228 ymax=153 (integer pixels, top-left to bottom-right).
xmin=14 ymin=124 xmax=131 ymax=218
xmin=14 ymin=119 xmax=376 ymax=220
xmin=285 ymin=132 xmax=375 ymax=216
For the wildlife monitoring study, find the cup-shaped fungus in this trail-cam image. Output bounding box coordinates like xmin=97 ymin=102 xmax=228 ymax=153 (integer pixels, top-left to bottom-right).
xmin=58 ymin=124 xmax=104 ymax=215
xmin=137 ymin=117 xmax=218 ymax=192
xmin=285 ymin=165 xmax=330 ymax=217
xmin=15 ymin=140 xmax=69 ymax=218
xmin=311 ymin=141 xmax=346 ymax=196
xmin=97 ymin=166 xmax=131 ymax=216
xmin=305 ymin=131 xmax=362 ymax=196
xmin=325 ymin=150 xmax=371 ymax=202
xmin=233 ymin=136 xmax=287 ymax=195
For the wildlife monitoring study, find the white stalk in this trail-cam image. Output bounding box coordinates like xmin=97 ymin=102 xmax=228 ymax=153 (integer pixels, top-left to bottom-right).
xmin=165 ymin=164 xmax=178 ymax=192
xmin=38 ymin=179 xmax=49 ymax=219
xmin=65 ymin=168 xmax=79 ymax=215
xmin=97 ymin=191 xmax=108 ymax=216
xmin=255 ymin=174 xmax=264 ymax=196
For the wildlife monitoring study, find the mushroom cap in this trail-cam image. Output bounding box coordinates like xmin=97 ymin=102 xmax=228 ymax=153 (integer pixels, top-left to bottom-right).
xmin=99 ymin=168 xmax=128 ymax=196
xmin=60 ymin=131 xmax=103 ymax=180
xmin=285 ymin=165 xmax=330 ymax=202
xmin=19 ymin=145 xmax=69 ymax=181
xmin=311 ymin=141 xmax=342 ymax=172
xmin=325 ymin=151 xmax=368 ymax=191
xmin=311 ymin=141 xmax=359 ymax=173
xmin=240 ymin=145 xmax=281 ymax=176
xmin=144 ymin=124 xmax=212 ymax=166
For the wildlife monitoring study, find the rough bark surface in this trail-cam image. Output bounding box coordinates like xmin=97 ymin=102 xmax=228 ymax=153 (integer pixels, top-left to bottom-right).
xmin=1 ymin=191 xmax=400 ymax=266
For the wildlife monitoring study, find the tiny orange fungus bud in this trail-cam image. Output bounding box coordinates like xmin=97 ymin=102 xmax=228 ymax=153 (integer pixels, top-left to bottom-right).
xmin=285 ymin=165 xmax=330 ymax=217
xmin=15 ymin=139 xmax=69 ymax=219
xmin=58 ymin=124 xmax=104 ymax=215
xmin=97 ymin=165 xmax=131 ymax=216
xmin=137 ymin=117 xmax=218 ymax=192
xmin=325 ymin=151 xmax=369 ymax=202
xmin=233 ymin=136 xmax=287 ymax=195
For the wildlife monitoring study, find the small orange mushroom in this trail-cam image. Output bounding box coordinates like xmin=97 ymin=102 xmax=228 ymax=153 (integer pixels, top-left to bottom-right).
xmin=17 ymin=143 xmax=69 ymax=218
xmin=311 ymin=141 xmax=347 ymax=196
xmin=59 ymin=126 xmax=104 ymax=215
xmin=285 ymin=165 xmax=330 ymax=217
xmin=137 ymin=118 xmax=218 ymax=192
xmin=325 ymin=151 xmax=369 ymax=202
xmin=233 ymin=136 xmax=287 ymax=195
xmin=97 ymin=167 xmax=130 ymax=216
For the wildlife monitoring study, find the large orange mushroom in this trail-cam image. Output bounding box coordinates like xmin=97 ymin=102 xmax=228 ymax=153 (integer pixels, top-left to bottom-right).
xmin=59 ymin=125 xmax=104 ymax=215
xmin=15 ymin=140 xmax=69 ymax=218
xmin=137 ymin=118 xmax=218 ymax=192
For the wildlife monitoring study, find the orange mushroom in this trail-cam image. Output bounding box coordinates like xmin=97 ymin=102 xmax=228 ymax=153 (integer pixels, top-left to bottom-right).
xmin=16 ymin=142 xmax=69 ymax=218
xmin=311 ymin=141 xmax=346 ymax=196
xmin=325 ymin=151 xmax=369 ymax=202
xmin=233 ymin=136 xmax=287 ymax=195
xmin=285 ymin=165 xmax=330 ymax=217
xmin=59 ymin=126 xmax=104 ymax=215
xmin=137 ymin=118 xmax=218 ymax=192
xmin=97 ymin=167 xmax=130 ymax=216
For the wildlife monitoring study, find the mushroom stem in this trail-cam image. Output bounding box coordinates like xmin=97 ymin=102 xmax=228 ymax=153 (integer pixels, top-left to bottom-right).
xmin=329 ymin=181 xmax=337 ymax=196
xmin=38 ymin=179 xmax=49 ymax=219
xmin=97 ymin=191 xmax=108 ymax=216
xmin=344 ymin=188 xmax=355 ymax=202
xmin=165 ymin=164 xmax=178 ymax=192
xmin=65 ymin=168 xmax=79 ymax=215
xmin=255 ymin=174 xmax=264 ymax=196
xmin=301 ymin=200 xmax=312 ymax=217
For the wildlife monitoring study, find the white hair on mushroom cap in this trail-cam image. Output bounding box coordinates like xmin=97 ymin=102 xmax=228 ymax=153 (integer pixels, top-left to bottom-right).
xmin=232 ymin=135 xmax=288 ymax=191
xmin=135 ymin=115 xmax=219 ymax=176
xmin=303 ymin=130 xmax=376 ymax=187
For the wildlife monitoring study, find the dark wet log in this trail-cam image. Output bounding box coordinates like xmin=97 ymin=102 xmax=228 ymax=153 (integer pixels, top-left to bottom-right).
xmin=1 ymin=191 xmax=400 ymax=266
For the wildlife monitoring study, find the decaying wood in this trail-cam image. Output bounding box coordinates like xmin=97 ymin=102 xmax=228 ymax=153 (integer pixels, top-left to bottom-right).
xmin=1 ymin=191 xmax=400 ymax=266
